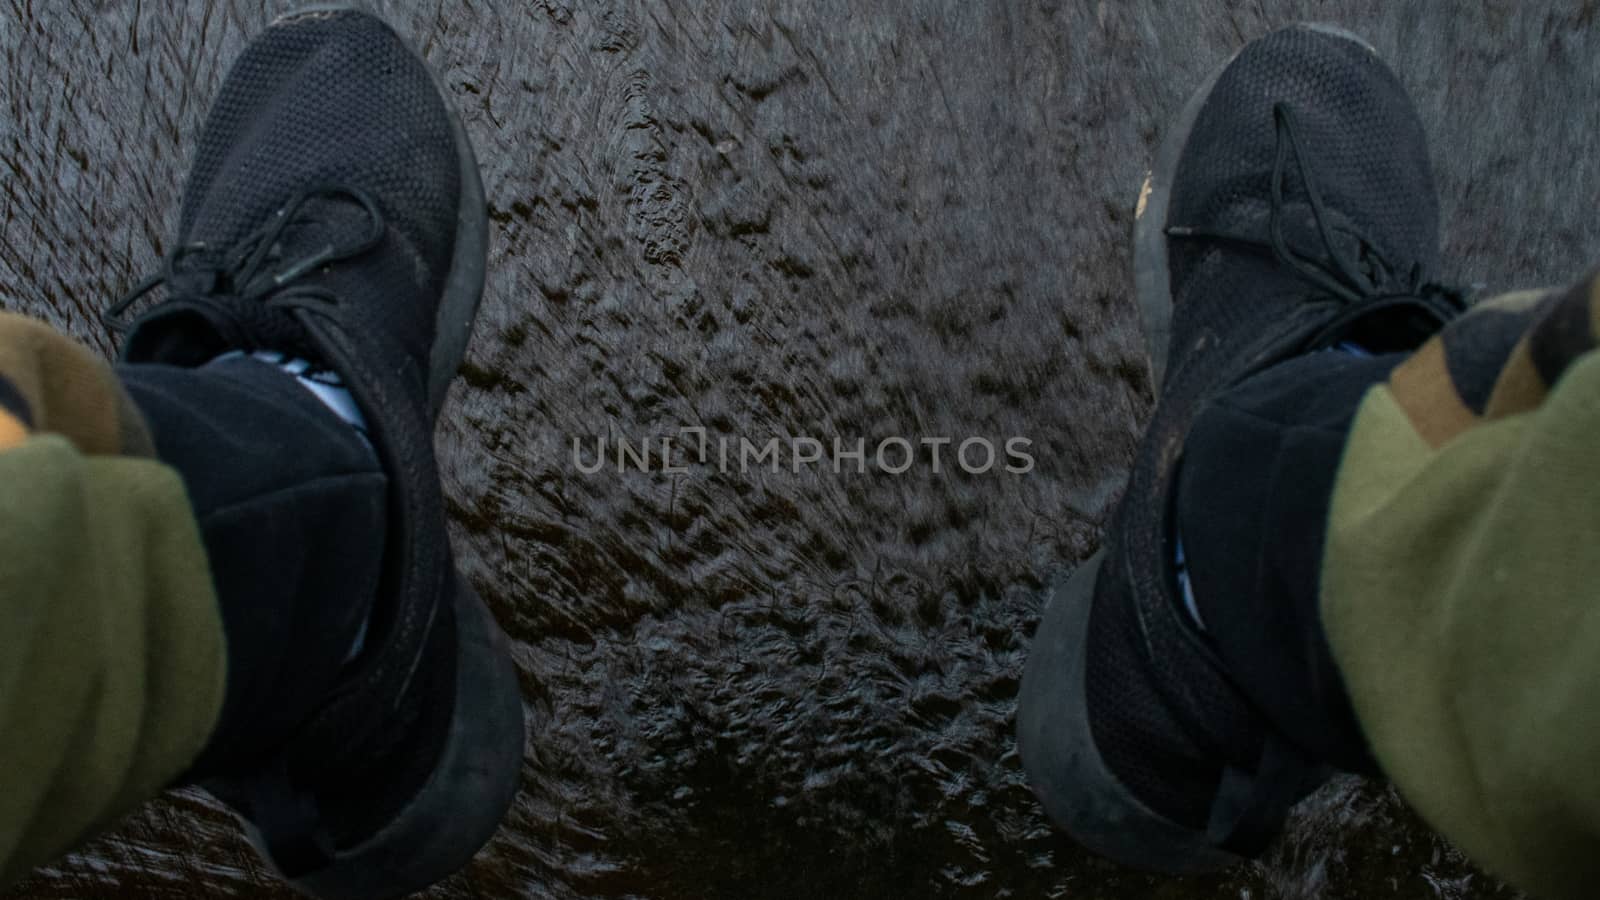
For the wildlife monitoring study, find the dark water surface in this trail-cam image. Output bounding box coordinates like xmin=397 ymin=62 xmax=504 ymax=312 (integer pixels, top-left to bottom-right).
xmin=4 ymin=1 xmax=1595 ymax=897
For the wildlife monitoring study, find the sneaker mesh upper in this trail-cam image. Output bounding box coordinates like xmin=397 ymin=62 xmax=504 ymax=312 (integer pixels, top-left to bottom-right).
xmin=1165 ymin=25 xmax=1440 ymax=370
xmin=174 ymin=9 xmax=461 ymax=371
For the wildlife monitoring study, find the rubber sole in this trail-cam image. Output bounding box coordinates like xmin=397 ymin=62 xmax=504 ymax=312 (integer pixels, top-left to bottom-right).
xmin=427 ymin=53 xmax=490 ymax=420
xmin=1131 ymin=23 xmax=1377 ymax=391
xmin=259 ymin=578 xmax=528 ymax=900
xmin=1017 ymin=554 xmax=1239 ymax=874
xmin=238 ymin=8 xmax=522 ymax=899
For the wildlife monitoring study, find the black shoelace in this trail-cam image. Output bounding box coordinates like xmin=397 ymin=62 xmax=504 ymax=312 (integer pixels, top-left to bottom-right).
xmin=104 ymin=185 xmax=385 ymax=353
xmin=1166 ymin=102 xmax=1467 ymax=348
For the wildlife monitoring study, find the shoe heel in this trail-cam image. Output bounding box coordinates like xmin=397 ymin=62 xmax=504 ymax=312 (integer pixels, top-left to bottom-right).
xmin=1018 ymin=552 xmax=1240 ymax=874
xmin=257 ymin=578 xmax=528 ymax=900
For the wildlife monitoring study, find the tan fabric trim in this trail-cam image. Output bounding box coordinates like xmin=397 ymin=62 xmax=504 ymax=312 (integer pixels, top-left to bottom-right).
xmin=0 ymin=314 xmax=152 ymax=458
xmin=1387 ymin=337 xmax=1478 ymax=449
xmin=0 ymin=412 xmax=24 ymax=450
xmin=1483 ymin=337 xmax=1548 ymax=420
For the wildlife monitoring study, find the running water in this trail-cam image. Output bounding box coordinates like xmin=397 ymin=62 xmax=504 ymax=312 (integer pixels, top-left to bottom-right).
xmin=5 ymin=1 xmax=1589 ymax=897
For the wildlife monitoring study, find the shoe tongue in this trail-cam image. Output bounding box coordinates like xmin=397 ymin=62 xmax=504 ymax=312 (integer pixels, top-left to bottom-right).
xmin=121 ymin=295 xmax=319 ymax=367
xmin=1314 ymin=294 xmax=1459 ymax=354
xmin=121 ymin=303 xmax=234 ymax=366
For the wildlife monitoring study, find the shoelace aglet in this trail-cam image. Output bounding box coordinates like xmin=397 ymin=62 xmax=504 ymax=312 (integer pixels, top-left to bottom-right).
xmin=274 ymin=244 xmax=336 ymax=286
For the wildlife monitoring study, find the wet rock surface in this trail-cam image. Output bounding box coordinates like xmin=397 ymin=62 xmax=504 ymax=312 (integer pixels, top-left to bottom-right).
xmin=3 ymin=1 xmax=1594 ymax=897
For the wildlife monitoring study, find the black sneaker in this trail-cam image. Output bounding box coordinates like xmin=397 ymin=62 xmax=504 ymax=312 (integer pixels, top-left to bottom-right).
xmin=106 ymin=6 xmax=523 ymax=897
xmin=1017 ymin=24 xmax=1464 ymax=872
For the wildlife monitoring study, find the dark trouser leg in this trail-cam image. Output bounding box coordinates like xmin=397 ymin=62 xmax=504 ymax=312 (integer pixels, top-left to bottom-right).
xmin=117 ymin=355 xmax=386 ymax=778
xmin=1176 ymin=350 xmax=1403 ymax=773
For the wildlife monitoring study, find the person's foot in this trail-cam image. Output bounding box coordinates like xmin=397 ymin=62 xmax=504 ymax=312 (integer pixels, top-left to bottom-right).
xmin=107 ymin=6 xmax=522 ymax=897
xmin=1017 ymin=24 xmax=1464 ymax=872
